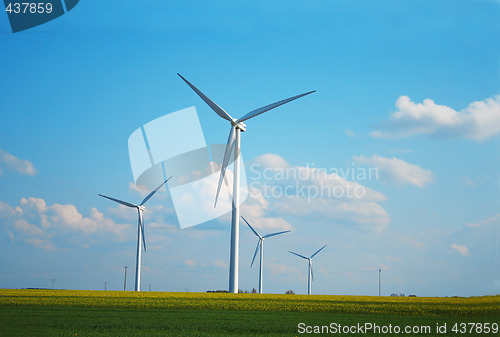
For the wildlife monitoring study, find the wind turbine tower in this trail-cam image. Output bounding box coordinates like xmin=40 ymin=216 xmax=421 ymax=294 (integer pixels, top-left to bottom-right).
xmin=378 ymin=266 xmax=381 ymax=296
xmin=123 ymin=266 xmax=128 ymax=291
xmin=289 ymin=245 xmax=327 ymax=295
xmin=99 ymin=177 xmax=170 ymax=291
xmin=178 ymin=73 xmax=314 ymax=293
xmin=242 ymin=216 xmax=290 ymax=294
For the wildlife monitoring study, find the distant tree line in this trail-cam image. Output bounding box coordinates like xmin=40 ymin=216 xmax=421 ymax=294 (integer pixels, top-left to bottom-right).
xmin=207 ymin=289 xmax=295 ymax=294
xmin=391 ymin=293 xmax=417 ymax=297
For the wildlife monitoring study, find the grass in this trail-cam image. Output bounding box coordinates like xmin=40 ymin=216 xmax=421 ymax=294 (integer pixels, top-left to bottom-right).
xmin=0 ymin=289 xmax=498 ymax=336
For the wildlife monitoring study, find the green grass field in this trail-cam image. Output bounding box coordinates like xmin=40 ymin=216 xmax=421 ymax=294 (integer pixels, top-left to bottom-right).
xmin=0 ymin=289 xmax=498 ymax=336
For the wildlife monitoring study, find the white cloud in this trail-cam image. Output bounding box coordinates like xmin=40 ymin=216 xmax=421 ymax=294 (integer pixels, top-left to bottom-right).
xmin=213 ymin=260 xmax=228 ymax=268
xmin=451 ymin=243 xmax=470 ymax=256
xmin=267 ymin=262 xmax=301 ymax=276
xmin=0 ymin=197 xmax=134 ymax=250
xmin=0 ymin=147 xmax=37 ymax=176
xmin=50 ymin=204 xmax=85 ymax=228
xmin=14 ymin=219 xmax=44 ymax=236
xmin=105 ymin=204 xmax=137 ymax=221
xmin=27 ymin=238 xmax=56 ymax=251
xmin=128 ymin=182 xmax=149 ymax=198
xmin=247 ymin=154 xmax=390 ymax=231
xmin=253 ymin=153 xmax=290 ymax=170
xmin=462 ymin=176 xmax=476 ymax=187
xmin=0 ymin=201 xmax=17 ymax=218
xmin=184 ymin=259 xmax=196 ymax=267
xmin=371 ymin=95 xmax=500 ymax=141
xmin=385 ymin=256 xmax=401 ymax=262
xmin=353 ymin=154 xmax=434 ymax=188
xmin=466 ymin=213 xmax=500 ymax=228
xmin=20 ymin=197 xmax=48 ymax=213
xmin=238 ymin=188 xmax=293 ymax=232
xmin=345 ymin=271 xmax=363 ymax=284
xmin=248 ymin=216 xmax=292 ymax=231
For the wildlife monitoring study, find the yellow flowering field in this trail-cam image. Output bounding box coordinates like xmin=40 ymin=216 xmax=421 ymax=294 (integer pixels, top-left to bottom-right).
xmin=0 ymin=289 xmax=498 ymax=317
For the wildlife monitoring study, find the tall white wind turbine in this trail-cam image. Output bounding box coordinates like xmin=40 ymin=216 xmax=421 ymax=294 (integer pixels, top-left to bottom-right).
xmin=99 ymin=177 xmax=171 ymax=291
xmin=289 ymin=244 xmax=327 ymax=295
xmin=178 ymin=73 xmax=315 ymax=293
xmin=242 ymin=216 xmax=290 ymax=294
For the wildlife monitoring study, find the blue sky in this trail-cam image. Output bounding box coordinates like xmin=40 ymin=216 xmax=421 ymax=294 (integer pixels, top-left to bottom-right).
xmin=0 ymin=0 xmax=499 ymax=296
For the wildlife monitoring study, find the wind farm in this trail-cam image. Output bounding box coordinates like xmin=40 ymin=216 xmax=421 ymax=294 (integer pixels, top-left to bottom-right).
xmin=2 ymin=1 xmax=498 ymax=335
xmin=87 ymin=73 xmax=320 ymax=295
xmin=91 ymin=74 xmax=318 ymax=295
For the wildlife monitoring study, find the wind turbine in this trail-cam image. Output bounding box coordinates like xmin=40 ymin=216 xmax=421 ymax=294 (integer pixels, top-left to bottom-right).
xmin=99 ymin=177 xmax=171 ymax=291
xmin=289 ymin=244 xmax=327 ymax=295
xmin=178 ymin=73 xmax=315 ymax=293
xmin=241 ymin=216 xmax=290 ymax=294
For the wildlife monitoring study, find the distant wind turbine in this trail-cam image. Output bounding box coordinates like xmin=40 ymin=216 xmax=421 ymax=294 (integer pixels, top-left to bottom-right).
xmin=99 ymin=177 xmax=171 ymax=291
xmin=289 ymin=244 xmax=327 ymax=295
xmin=178 ymin=73 xmax=315 ymax=293
xmin=242 ymin=216 xmax=290 ymax=294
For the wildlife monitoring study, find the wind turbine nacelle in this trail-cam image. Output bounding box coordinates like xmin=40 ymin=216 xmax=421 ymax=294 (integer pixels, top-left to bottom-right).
xmin=236 ymin=122 xmax=247 ymax=132
xmin=138 ymin=205 xmax=146 ymax=212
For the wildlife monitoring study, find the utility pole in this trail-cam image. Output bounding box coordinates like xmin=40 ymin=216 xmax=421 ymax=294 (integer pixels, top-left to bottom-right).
xmin=378 ymin=267 xmax=381 ymax=296
xmin=51 ymin=279 xmax=55 ymax=290
xmin=124 ymin=266 xmax=128 ymax=291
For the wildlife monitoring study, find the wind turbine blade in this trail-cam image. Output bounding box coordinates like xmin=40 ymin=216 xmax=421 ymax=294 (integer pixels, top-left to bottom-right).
xmin=241 ymin=216 xmax=261 ymax=239
xmin=140 ymin=176 xmax=171 ymax=206
xmin=139 ymin=210 xmax=146 ymax=251
xmin=263 ymin=230 xmax=291 ymax=239
xmin=310 ymin=262 xmax=314 ymax=282
xmin=98 ymin=194 xmax=137 ymax=208
xmin=236 ymin=90 xmax=316 ymax=123
xmin=214 ymin=126 xmax=236 ymax=207
xmin=311 ymin=244 xmax=327 ymax=259
xmin=289 ymin=251 xmax=308 ymax=260
xmin=177 ymin=73 xmax=234 ymax=122
xmin=250 ymin=240 xmax=261 ymax=268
